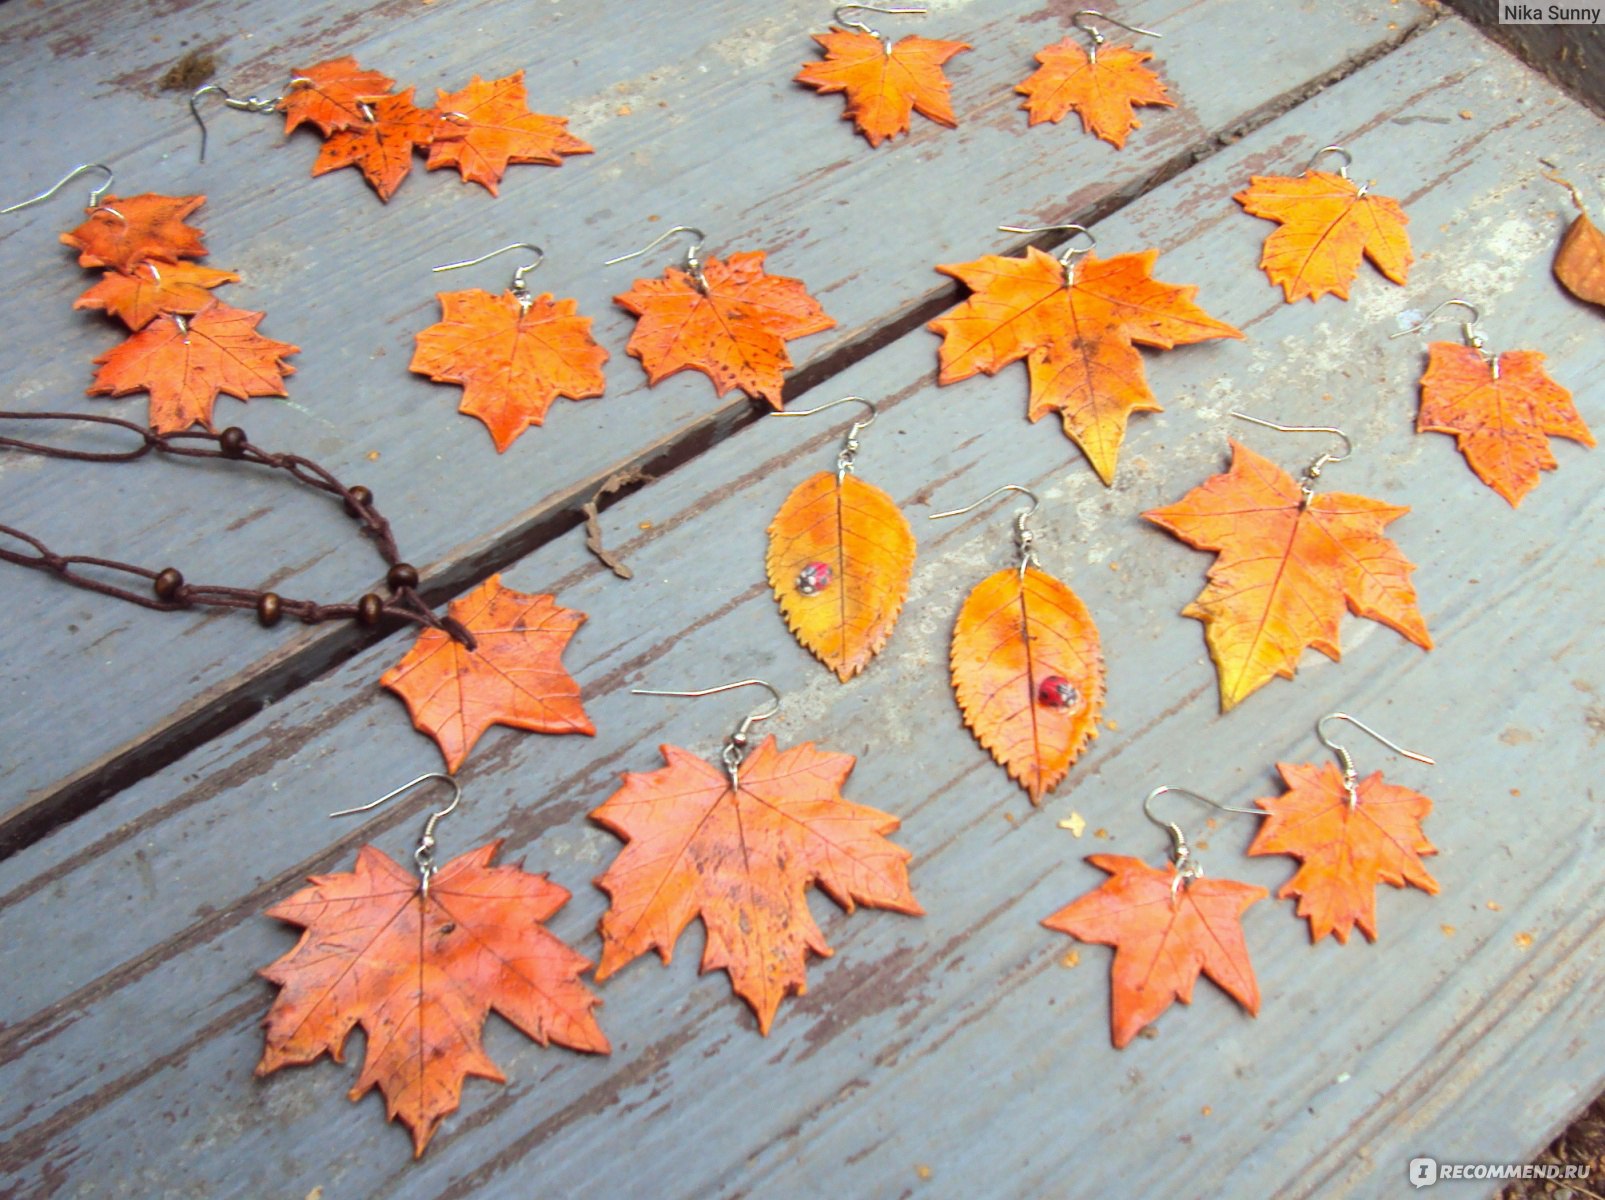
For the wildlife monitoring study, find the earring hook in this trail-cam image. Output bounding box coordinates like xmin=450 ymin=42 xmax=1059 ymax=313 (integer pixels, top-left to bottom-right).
xmin=1391 ymin=297 xmax=1497 ymax=377
xmin=433 ymin=242 xmax=545 ymax=310
xmin=632 ymin=679 xmax=782 ymax=788
xmin=1316 ymin=712 xmax=1434 ymax=808
xmin=834 ymin=4 xmax=927 ymax=42
xmin=330 ymin=772 xmax=463 ymax=896
xmin=190 ymin=84 xmax=284 ymax=163
xmin=999 ymin=222 xmax=1097 ymax=268
xmin=929 ymin=483 xmax=1041 ymax=575
xmin=772 ymin=396 xmax=877 ymax=479
xmin=1142 ymin=785 xmax=1260 ymax=900
xmin=2 ymin=163 xmax=115 ymax=215
xmin=605 ymin=224 xmax=709 ymax=292
xmin=1229 ymin=410 xmax=1353 ymax=504
xmin=1306 ymin=145 xmax=1372 ymax=197
xmin=1071 ymin=10 xmax=1163 ymax=61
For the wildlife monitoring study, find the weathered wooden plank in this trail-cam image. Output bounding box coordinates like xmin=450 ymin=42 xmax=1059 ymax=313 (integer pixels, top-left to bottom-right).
xmin=0 ymin=0 xmax=1436 ymax=820
xmin=3 ymin=20 xmax=1601 ymax=1197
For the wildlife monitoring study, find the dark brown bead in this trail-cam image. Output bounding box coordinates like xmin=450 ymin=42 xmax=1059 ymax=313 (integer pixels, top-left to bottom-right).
xmin=218 ymin=427 xmax=247 ymax=458
xmin=257 ymin=592 xmax=283 ymax=627
xmin=153 ymin=567 xmax=184 ymax=601
xmin=386 ymin=562 xmax=420 ymax=591
xmin=356 ymin=593 xmax=384 ymax=626
xmin=344 ymin=485 xmax=373 ymax=517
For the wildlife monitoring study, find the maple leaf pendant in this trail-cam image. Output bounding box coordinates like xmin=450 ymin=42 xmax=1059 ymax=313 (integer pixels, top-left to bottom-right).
xmin=796 ymin=25 xmax=971 ymax=147
xmin=1016 ymin=38 xmax=1175 ymax=148
xmin=590 ymin=737 xmax=922 ymax=1034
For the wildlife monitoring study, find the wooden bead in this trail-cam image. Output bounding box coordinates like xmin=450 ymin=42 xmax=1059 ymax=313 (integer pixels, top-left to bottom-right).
xmin=218 ymin=427 xmax=247 ymax=457
xmin=344 ymin=485 xmax=373 ymax=517
xmin=386 ymin=562 xmax=419 ymax=591
xmin=257 ymin=593 xmax=282 ymax=627
xmin=357 ymin=593 xmax=384 ymax=626
xmin=153 ymin=568 xmax=184 ymax=601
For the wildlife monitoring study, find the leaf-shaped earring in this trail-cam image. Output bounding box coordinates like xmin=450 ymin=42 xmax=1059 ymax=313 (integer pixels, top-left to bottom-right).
xmin=257 ymin=773 xmax=609 ymax=1157
xmin=1144 ymin=412 xmax=1433 ymax=711
xmin=1234 ymin=144 xmax=1412 ymax=303
xmin=1044 ymin=784 xmax=1267 ymax=1047
xmin=1016 ymin=9 xmax=1175 ymax=149
xmin=796 ymin=4 xmax=971 ymax=148
xmin=409 ymin=242 xmax=608 ymax=452
xmin=766 ymin=397 xmax=916 ymax=681
xmin=1390 ymin=298 xmax=1593 ymax=506
xmin=929 ymin=485 xmax=1105 ymax=804
xmin=590 ymin=679 xmax=923 ymax=1035
xmin=607 ymin=224 xmax=836 ymax=408
xmin=1248 ymin=713 xmax=1439 ymax=945
xmin=928 ymin=222 xmax=1241 ymax=485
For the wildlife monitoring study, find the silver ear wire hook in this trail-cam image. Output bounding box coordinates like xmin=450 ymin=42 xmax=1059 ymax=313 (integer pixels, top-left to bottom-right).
xmin=1229 ymin=410 xmax=1353 ymax=506
xmin=1391 ymin=297 xmax=1498 ymax=378
xmin=834 ymin=4 xmax=927 ymax=46
xmin=190 ymin=84 xmax=285 ymax=163
xmin=929 ymin=483 xmax=1041 ymax=576
xmin=1071 ymin=10 xmax=1163 ymax=62
xmin=2 ymin=163 xmax=116 ymax=215
xmin=632 ymin=679 xmax=782 ymax=788
xmin=433 ymin=242 xmax=546 ymax=313
xmin=1316 ymin=712 xmax=1435 ymax=809
xmin=1305 ymin=144 xmax=1372 ymax=197
xmin=772 ymin=396 xmax=877 ymax=480
xmin=330 ymin=772 xmax=463 ymax=897
xmin=605 ymin=225 xmax=710 ymax=293
xmin=1142 ymin=785 xmax=1260 ymax=902
xmin=998 ymin=222 xmax=1097 ymax=271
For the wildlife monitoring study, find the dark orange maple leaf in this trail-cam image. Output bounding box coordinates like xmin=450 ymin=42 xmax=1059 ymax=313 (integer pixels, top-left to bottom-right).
xmin=381 ymin=576 xmax=594 ymax=772
xmin=795 ymin=27 xmax=970 ymax=147
xmin=1248 ymin=761 xmax=1438 ymax=944
xmin=614 ymin=250 xmax=835 ymax=407
xmin=1043 ymin=854 xmax=1266 ymax=1048
xmin=73 ymin=261 xmax=240 ymax=330
xmin=929 ymin=246 xmax=1241 ymax=483
xmin=60 ymin=193 xmax=207 ymax=274
xmin=1235 ymin=169 xmax=1412 ymax=302
xmin=949 ymin=565 xmax=1104 ymax=803
xmin=591 ymin=736 xmax=922 ymax=1034
xmin=280 ymin=56 xmax=396 ymax=135
xmin=87 ymin=301 xmax=299 ymax=433
xmin=258 ymin=841 xmax=608 ymax=1156
xmin=1544 ymin=170 xmax=1605 ymax=307
xmin=1016 ymin=40 xmax=1174 ymax=148
xmin=312 ymin=88 xmax=436 ymax=202
xmin=1143 ymin=440 xmax=1432 ymax=711
xmin=409 ymin=287 xmax=608 ymax=452
xmin=426 ymin=71 xmax=592 ymax=196
xmin=1417 ymin=342 xmax=1593 ymax=506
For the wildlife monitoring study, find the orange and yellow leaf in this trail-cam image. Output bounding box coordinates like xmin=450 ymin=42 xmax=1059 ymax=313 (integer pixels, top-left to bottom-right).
xmin=1016 ymin=40 xmax=1174 ymax=148
xmin=796 ymin=28 xmax=970 ymax=147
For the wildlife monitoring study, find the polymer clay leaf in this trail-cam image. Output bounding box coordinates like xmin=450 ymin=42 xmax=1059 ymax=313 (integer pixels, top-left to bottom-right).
xmin=312 ymin=88 xmax=436 ymax=202
xmin=1143 ymin=440 xmax=1432 ymax=711
xmin=1546 ymin=171 xmax=1605 ymax=307
xmin=87 ymin=301 xmax=299 ymax=433
xmin=1043 ymin=854 xmax=1265 ymax=1048
xmin=795 ymin=27 xmax=970 ymax=147
xmin=950 ymin=566 xmax=1104 ymax=804
xmin=1418 ymin=343 xmax=1593 ymax=506
xmin=280 ymin=56 xmax=396 ymax=135
xmin=60 ymin=193 xmax=207 ymax=273
xmin=427 ymin=71 xmax=592 ymax=195
xmin=381 ymin=575 xmax=594 ymax=772
xmin=409 ymin=288 xmax=608 ymax=452
xmin=929 ymin=246 xmax=1241 ymax=483
xmin=1248 ymin=761 xmax=1438 ymax=944
xmin=766 ymin=472 xmax=916 ymax=681
xmin=1016 ymin=40 xmax=1174 ymax=148
xmin=258 ymin=842 xmax=609 ymax=1157
xmin=73 ymin=261 xmax=240 ymax=331
xmin=591 ymin=736 xmax=922 ymax=1034
xmin=614 ymin=251 xmax=835 ymax=407
xmin=1234 ymin=169 xmax=1411 ymax=302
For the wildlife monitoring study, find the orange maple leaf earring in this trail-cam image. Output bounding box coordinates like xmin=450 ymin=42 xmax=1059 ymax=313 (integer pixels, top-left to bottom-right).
xmin=796 ymin=4 xmax=971 ymax=147
xmin=1247 ymin=713 xmax=1440 ymax=946
xmin=409 ymin=241 xmax=608 ymax=452
xmin=766 ymin=397 xmax=916 ymax=681
xmin=1390 ymin=298 xmax=1593 ymax=506
xmin=258 ymin=772 xmax=609 ymax=1157
xmin=607 ymin=224 xmax=836 ymax=407
xmin=589 ymin=679 xmax=923 ymax=1035
xmin=1017 ymin=9 xmax=1175 ymax=149
xmin=928 ymin=485 xmax=1105 ymax=805
xmin=1044 ymin=784 xmax=1267 ymax=1048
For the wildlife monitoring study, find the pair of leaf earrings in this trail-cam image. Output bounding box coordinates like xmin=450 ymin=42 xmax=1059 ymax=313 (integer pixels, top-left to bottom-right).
xmin=765 ymin=399 xmax=1105 ymax=803
xmin=799 ymin=5 xmax=1176 ymax=151
xmin=410 ymin=226 xmax=836 ymax=452
xmin=1045 ymin=713 xmax=1441 ymax=1046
